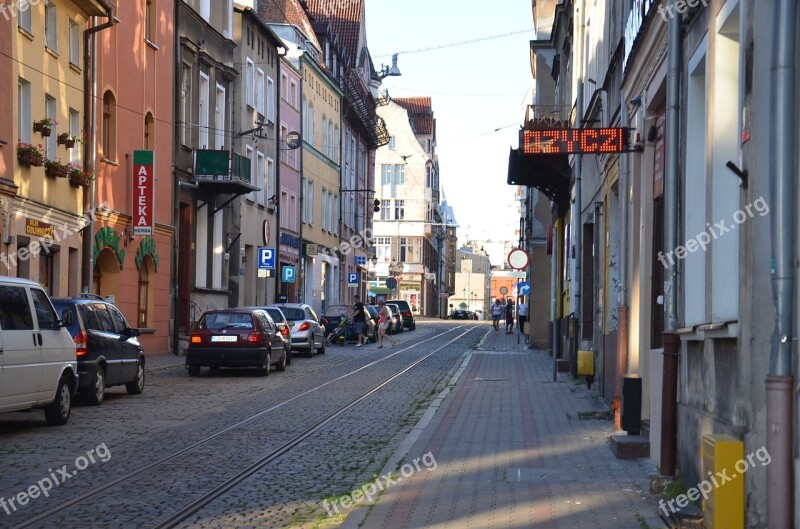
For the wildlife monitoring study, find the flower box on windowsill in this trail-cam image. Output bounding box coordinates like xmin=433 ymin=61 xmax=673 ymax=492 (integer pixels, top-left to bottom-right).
xmin=17 ymin=142 xmax=45 ymax=167
xmin=44 ymin=160 xmax=69 ymax=179
xmin=68 ymin=169 xmax=94 ymax=187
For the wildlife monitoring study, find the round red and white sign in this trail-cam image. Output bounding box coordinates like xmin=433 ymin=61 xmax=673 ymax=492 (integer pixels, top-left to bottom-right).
xmin=507 ymin=248 xmax=529 ymax=270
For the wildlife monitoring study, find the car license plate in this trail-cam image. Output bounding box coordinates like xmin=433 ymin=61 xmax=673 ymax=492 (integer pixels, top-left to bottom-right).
xmin=211 ymin=335 xmax=238 ymax=342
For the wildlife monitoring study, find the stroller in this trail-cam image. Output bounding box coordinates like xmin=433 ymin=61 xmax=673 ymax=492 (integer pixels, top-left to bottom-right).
xmin=326 ymin=317 xmax=353 ymax=346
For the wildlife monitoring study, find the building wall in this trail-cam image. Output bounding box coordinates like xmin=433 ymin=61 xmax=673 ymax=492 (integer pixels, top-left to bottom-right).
xmin=92 ymin=0 xmax=174 ymax=354
xmin=278 ymin=58 xmax=302 ymax=302
xmin=0 ymin=7 xmax=11 ymax=180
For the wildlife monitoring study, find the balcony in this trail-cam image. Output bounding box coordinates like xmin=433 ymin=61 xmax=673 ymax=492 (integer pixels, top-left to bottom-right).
xmin=193 ymin=150 xmax=259 ymax=196
xmin=523 ymin=104 xmax=572 ymax=130
xmin=74 ymin=0 xmax=114 ymax=17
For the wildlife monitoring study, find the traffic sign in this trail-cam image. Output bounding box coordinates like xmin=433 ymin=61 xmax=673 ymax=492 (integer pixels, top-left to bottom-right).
xmin=510 ymin=270 xmax=527 ymax=279
xmin=518 ymin=282 xmax=531 ymax=296
xmin=499 ymin=286 xmax=508 ymax=295
xmin=385 ymin=276 xmax=398 ymax=289
xmin=356 ymin=255 xmax=367 ymax=266
xmin=282 ymin=266 xmax=296 ymax=283
xmin=258 ymin=247 xmax=276 ymax=269
xmin=348 ymin=272 xmax=359 ymax=286
xmin=508 ymin=248 xmax=530 ymax=270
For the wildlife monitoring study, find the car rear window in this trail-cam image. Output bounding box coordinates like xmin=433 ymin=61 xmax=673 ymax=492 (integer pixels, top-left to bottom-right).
xmin=199 ymin=312 xmax=255 ymax=330
xmin=278 ymin=308 xmax=305 ymax=320
xmin=388 ymin=300 xmax=411 ymax=312
xmin=265 ymin=308 xmax=284 ymax=323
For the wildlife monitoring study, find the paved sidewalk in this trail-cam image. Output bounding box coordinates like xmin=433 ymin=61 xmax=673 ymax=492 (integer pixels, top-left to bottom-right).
xmin=342 ymin=324 xmax=665 ymax=529
xmin=145 ymin=352 xmax=185 ymax=371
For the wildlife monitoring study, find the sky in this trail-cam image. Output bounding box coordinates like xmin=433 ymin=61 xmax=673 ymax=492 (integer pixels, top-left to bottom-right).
xmin=365 ymin=0 xmax=534 ymax=247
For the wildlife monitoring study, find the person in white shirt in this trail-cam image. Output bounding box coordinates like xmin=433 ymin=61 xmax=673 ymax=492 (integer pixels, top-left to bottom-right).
xmin=518 ymin=297 xmax=529 ymax=341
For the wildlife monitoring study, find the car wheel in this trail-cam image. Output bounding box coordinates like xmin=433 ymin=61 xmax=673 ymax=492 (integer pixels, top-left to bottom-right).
xmin=285 ymin=345 xmax=292 ymax=365
xmin=276 ymin=350 xmax=287 ymax=372
xmin=209 ymin=365 xmax=221 ymax=374
xmin=44 ymin=375 xmax=72 ymax=426
xmin=318 ymin=339 xmax=326 ymax=354
xmin=126 ymin=359 xmax=145 ymax=395
xmin=85 ymin=366 xmax=105 ymax=406
xmin=304 ymin=340 xmax=314 ymax=358
xmin=411 ymin=322 xmax=416 ymax=331
xmin=257 ymin=352 xmax=271 ymax=376
xmin=187 ymin=365 xmax=201 ymax=377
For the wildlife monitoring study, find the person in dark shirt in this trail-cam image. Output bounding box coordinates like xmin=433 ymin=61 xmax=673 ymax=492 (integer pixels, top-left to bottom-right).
xmin=351 ymin=295 xmax=367 ymax=347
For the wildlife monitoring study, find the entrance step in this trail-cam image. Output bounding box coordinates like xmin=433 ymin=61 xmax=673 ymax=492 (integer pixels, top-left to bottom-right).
xmin=610 ymin=434 xmax=650 ymax=459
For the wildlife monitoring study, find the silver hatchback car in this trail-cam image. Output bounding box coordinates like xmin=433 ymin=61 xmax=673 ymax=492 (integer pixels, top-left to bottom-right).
xmin=273 ymin=303 xmax=326 ymax=357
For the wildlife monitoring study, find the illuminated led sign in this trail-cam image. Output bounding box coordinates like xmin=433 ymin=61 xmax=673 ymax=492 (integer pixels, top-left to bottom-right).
xmin=521 ymin=128 xmax=628 ymax=155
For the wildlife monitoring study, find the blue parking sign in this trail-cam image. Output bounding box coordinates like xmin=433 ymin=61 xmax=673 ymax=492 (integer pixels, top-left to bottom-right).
xmin=258 ymin=247 xmax=275 ymax=269
xmin=348 ymin=272 xmax=359 ymax=286
xmin=282 ymin=266 xmax=296 ymax=283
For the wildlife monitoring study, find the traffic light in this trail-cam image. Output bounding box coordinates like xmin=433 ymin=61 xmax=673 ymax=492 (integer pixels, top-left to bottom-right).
xmin=373 ymin=199 xmax=380 ymax=212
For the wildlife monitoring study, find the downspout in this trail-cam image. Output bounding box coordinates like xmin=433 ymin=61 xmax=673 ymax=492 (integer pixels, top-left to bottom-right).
xmin=767 ymin=0 xmax=796 ymax=526
xmin=616 ymin=104 xmax=630 ymax=429
xmin=573 ymin=0 xmax=585 ymax=353
xmin=81 ymin=7 xmax=116 ymax=293
xmin=274 ymin=54 xmax=282 ymax=304
xmin=551 ymin=218 xmax=559 ymax=382
xmin=298 ymin=57 xmax=305 ymax=303
xmin=659 ymin=5 xmax=681 ymax=477
xmin=171 ymin=0 xmax=181 ymax=356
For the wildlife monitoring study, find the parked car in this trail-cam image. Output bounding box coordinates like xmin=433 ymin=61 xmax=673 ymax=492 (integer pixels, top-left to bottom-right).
xmin=186 ymin=308 xmax=287 ymax=376
xmin=380 ymin=303 xmax=404 ymax=335
xmin=321 ymin=304 xmax=377 ymax=343
xmin=0 ymin=277 xmax=78 ymax=425
xmin=273 ymin=303 xmax=326 ymax=357
xmin=52 ymin=295 xmax=144 ymax=405
xmin=363 ymin=305 xmax=380 ymax=343
xmin=451 ymin=309 xmax=471 ymax=320
xmin=386 ymin=299 xmax=416 ymax=330
xmin=243 ymin=306 xmax=292 ymax=365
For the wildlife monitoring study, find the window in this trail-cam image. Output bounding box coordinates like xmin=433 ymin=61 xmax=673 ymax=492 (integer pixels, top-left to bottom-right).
xmin=18 ymin=78 xmax=31 ymax=144
xmin=18 ymin=2 xmax=31 ymax=32
xmin=256 ymin=151 xmax=265 ymax=205
xmin=245 ymin=145 xmax=255 ymax=201
xmin=328 ymin=119 xmax=335 ymax=160
xmin=69 ymin=108 xmax=80 ymax=163
xmin=215 ymin=83 xmax=226 ymax=149
xmin=45 ymin=2 xmax=57 ymax=52
xmin=102 ymin=91 xmax=116 ymax=159
xmin=267 ymin=77 xmax=276 ymax=122
xmin=381 ymin=164 xmax=393 ymax=185
xmin=144 ymin=112 xmax=154 ymax=150
xmin=289 ymin=80 xmax=297 ymax=107
xmin=329 ymin=191 xmax=335 ymax=234
xmin=394 ymin=199 xmax=404 ymax=220
xmin=394 ymin=164 xmax=405 ymax=185
xmin=256 ymin=68 xmax=265 ymax=117
xmin=375 ymin=237 xmax=391 ymax=263
xmin=380 ymin=200 xmax=391 ymax=220
xmin=301 ymin=95 xmax=307 ymax=134
xmin=399 ymin=237 xmax=421 ymax=262
xmin=267 ymin=157 xmax=275 ymax=207
xmin=145 ymin=0 xmax=155 ymax=43
xmin=198 ymin=72 xmax=209 ymax=148
xmin=199 ymin=0 xmax=210 ymax=21
xmin=307 ymin=180 xmax=314 ymax=225
xmin=280 ymin=191 xmax=289 ymax=229
xmin=290 ymin=194 xmax=297 ymax=230
xmin=388 ymin=136 xmax=396 ymax=149
xmin=45 ymin=95 xmax=57 ymax=160
xmin=69 ymin=20 xmax=80 ymax=66
xmin=321 ymin=115 xmax=327 ymax=154
xmin=180 ymin=65 xmax=191 ymax=145
xmin=308 ymin=103 xmax=315 ymax=146
xmin=138 ymin=262 xmax=150 ymax=327
xmin=321 ymin=188 xmax=328 ymax=231
xmin=30 ymin=289 xmax=58 ymax=330
xmin=333 ymin=125 xmax=339 ymax=163
xmin=107 ymin=305 xmax=128 ymax=334
xmin=333 ymin=194 xmax=339 ymax=235
xmin=245 ymin=59 xmax=255 ymax=109
xmin=280 ymin=73 xmax=288 ymax=101
xmin=301 ymin=177 xmax=307 ymax=223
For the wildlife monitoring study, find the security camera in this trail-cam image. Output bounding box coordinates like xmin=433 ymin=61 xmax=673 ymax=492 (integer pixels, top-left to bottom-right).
xmin=630 ymin=95 xmax=643 ymax=107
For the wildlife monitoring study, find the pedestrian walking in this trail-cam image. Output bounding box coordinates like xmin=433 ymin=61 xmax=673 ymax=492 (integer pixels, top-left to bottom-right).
xmin=505 ymin=298 xmax=514 ymax=334
xmin=518 ymin=296 xmax=529 ymax=342
xmin=376 ymin=299 xmax=396 ymax=349
xmin=351 ymin=295 xmax=367 ymax=347
xmin=491 ymin=299 xmax=503 ymax=334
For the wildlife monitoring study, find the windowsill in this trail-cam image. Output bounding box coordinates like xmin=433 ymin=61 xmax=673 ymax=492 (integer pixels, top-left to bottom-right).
xmin=677 ymin=320 xmax=739 ymax=341
xmin=69 ymin=62 xmax=82 ymax=74
xmin=181 ymin=144 xmax=192 ymax=152
xmin=45 ymin=46 xmax=59 ymax=60
xmin=18 ymin=27 xmax=34 ymax=41
xmin=137 ymin=327 xmax=156 ymax=334
xmin=100 ymin=157 xmax=119 ymax=167
xmin=145 ymin=39 xmax=159 ymax=51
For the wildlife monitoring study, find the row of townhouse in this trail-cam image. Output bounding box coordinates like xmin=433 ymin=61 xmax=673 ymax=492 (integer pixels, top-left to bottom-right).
xmin=0 ymin=0 xmax=454 ymax=356
xmin=511 ymin=0 xmax=797 ymax=526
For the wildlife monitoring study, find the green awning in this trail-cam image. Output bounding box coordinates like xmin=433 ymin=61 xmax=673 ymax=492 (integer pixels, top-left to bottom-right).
xmin=370 ymin=286 xmax=392 ymax=295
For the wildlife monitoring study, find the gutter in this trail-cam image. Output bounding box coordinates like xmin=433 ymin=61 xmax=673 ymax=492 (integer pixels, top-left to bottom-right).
xmin=81 ymin=5 xmax=117 ymax=293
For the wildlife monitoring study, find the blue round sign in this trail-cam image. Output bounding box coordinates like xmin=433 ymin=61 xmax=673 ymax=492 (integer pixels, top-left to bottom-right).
xmin=385 ymin=277 xmax=398 ymax=289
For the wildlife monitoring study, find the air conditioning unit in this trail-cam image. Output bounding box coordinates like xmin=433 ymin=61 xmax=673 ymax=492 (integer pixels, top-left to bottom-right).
xmin=701 ymin=434 xmax=743 ymax=529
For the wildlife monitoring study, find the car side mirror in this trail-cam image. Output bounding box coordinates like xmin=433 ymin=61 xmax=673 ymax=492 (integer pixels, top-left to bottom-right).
xmin=61 ymin=310 xmax=73 ymax=326
xmin=288 ymin=321 xmax=295 ymax=328
xmin=119 ymin=327 xmax=141 ymax=340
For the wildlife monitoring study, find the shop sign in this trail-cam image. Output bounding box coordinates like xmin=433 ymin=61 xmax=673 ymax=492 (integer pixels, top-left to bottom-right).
xmin=25 ymin=219 xmax=54 ymax=239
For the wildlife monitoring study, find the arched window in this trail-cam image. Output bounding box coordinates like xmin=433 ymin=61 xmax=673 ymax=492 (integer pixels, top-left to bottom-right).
xmin=321 ymin=114 xmax=327 ymax=154
xmin=93 ymin=247 xmax=121 ymax=298
xmin=144 ymin=112 xmax=154 ymax=150
xmin=308 ymin=103 xmax=315 ymax=147
xmin=102 ymin=91 xmax=116 ymax=159
xmin=137 ymin=255 xmax=155 ymax=327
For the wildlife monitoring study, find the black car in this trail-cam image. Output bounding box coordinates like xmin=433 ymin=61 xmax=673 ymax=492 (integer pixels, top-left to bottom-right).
xmin=385 ymin=299 xmax=416 ymax=330
xmin=52 ymin=295 xmax=144 ymax=405
xmin=186 ymin=308 xmax=287 ymax=376
xmin=452 ymin=309 xmax=471 ymax=320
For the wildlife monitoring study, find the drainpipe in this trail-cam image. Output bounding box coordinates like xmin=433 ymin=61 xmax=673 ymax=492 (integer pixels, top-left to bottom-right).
xmin=298 ymin=57 xmax=305 ymax=303
xmin=81 ymin=6 xmax=116 ymax=293
xmin=616 ymin=104 xmax=630 ymax=429
xmin=573 ymin=0 xmax=585 ymax=355
xmin=767 ymin=0 xmax=795 ymax=526
xmin=551 ymin=219 xmax=559 ymax=382
xmin=660 ymin=6 xmax=681 ymax=477
xmin=273 ymin=55 xmax=282 ymax=304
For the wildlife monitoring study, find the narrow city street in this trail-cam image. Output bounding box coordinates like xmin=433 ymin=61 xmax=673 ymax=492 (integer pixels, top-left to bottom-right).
xmin=0 ymin=319 xmax=664 ymax=529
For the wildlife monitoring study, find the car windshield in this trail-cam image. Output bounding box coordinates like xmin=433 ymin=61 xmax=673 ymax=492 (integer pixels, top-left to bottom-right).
xmin=199 ymin=312 xmax=254 ymax=330
xmin=324 ymin=306 xmax=350 ymax=316
xmin=279 ymin=307 xmax=306 ymax=321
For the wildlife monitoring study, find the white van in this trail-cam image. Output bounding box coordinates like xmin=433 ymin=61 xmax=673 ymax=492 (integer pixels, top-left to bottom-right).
xmin=0 ymin=277 xmax=78 ymax=425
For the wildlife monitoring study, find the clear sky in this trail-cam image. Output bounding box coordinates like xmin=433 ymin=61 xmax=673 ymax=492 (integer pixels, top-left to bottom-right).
xmin=365 ymin=1 xmax=534 ymax=247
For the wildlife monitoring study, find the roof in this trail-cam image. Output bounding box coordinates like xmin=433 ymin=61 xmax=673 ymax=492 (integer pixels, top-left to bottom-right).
xmin=394 ymin=97 xmax=435 ymax=135
xmin=305 ymin=0 xmax=364 ymax=63
xmin=258 ymin=0 xmax=323 ymax=53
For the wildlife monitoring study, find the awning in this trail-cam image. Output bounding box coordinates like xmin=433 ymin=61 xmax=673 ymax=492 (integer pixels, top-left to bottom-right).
xmin=369 ymin=286 xmax=392 ymax=295
xmin=507 ymin=146 xmax=571 ymax=214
